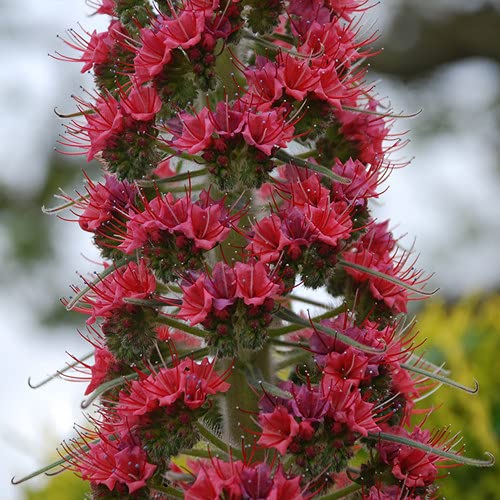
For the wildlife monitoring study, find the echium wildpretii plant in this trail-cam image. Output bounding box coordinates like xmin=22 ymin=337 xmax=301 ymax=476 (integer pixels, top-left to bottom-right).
xmin=13 ymin=0 xmax=495 ymax=498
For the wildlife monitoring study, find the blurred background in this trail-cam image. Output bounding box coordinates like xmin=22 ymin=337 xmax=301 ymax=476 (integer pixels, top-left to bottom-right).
xmin=1 ymin=0 xmax=499 ymax=498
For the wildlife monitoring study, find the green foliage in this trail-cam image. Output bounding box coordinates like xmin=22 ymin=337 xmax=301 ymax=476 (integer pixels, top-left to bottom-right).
xmin=416 ymin=294 xmax=500 ymax=499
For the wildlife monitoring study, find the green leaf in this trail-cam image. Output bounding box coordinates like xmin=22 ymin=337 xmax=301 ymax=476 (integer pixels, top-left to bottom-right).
xmin=338 ymin=257 xmax=437 ymax=296
xmin=273 ymin=150 xmax=351 ymax=184
xmin=402 ymin=362 xmax=479 ymax=394
xmin=65 ymin=256 xmax=133 ymax=311
xmin=367 ymin=431 xmax=495 ymax=467
xmin=28 ymin=351 xmax=94 ymax=389
xmin=136 ymin=168 xmax=207 ymax=188
xmin=274 ymin=307 xmax=386 ymax=354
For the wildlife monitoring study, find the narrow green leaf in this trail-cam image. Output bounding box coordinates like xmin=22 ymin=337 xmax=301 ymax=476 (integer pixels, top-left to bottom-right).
xmin=195 ymin=420 xmax=243 ymax=459
xmin=81 ymin=373 xmax=139 ymax=409
xmin=275 ymin=351 xmax=311 ymax=371
xmin=338 ymin=257 xmax=437 ymax=296
xmin=368 ymin=431 xmax=495 ymax=467
xmin=342 ymin=105 xmax=422 ymax=119
xmin=151 ymin=484 xmax=184 ymax=498
xmin=42 ymin=194 xmax=87 ymax=215
xmin=123 ymin=297 xmax=171 ymax=308
xmin=136 ymin=168 xmax=207 ymax=188
xmin=275 ymin=307 xmax=385 ymax=354
xmin=317 ymin=482 xmax=362 ymax=499
xmin=257 ymin=380 xmax=293 ymax=400
xmin=273 ymin=150 xmax=351 ymax=184
xmin=269 ymin=305 xmax=345 ymax=337
xmin=65 ymin=256 xmax=133 ymax=311
xmin=11 ymin=440 xmax=97 ymax=485
xmin=28 ymin=351 xmax=94 ymax=389
xmin=156 ymin=315 xmax=208 ymax=339
xmin=402 ymin=362 xmax=479 ymax=394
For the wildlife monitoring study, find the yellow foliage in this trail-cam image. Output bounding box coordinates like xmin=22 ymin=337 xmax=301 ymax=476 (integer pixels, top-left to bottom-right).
xmin=416 ymin=294 xmax=500 ymax=499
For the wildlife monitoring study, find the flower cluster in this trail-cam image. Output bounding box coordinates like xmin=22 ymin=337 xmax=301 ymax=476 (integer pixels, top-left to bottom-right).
xmin=15 ymin=0 xmax=494 ymax=498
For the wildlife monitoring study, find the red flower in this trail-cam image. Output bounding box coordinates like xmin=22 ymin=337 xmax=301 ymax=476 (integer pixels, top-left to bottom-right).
xmin=119 ymin=378 xmax=159 ymax=417
xmin=179 ymin=201 xmax=231 ymax=250
xmin=245 ymin=58 xmax=283 ymax=109
xmin=234 ymin=261 xmax=281 ymax=306
xmin=120 ymin=193 xmax=190 ymax=253
xmin=85 ymin=347 xmax=117 ymax=395
xmin=304 ymin=201 xmax=352 ymax=247
xmin=378 ymin=427 xmax=439 ymax=488
xmin=134 ymin=28 xmax=172 ymax=84
xmin=277 ymin=53 xmax=319 ymax=101
xmin=61 ymin=94 xmax=124 ymax=160
xmin=160 ymin=9 xmax=206 ymax=50
xmin=322 ymin=347 xmax=368 ymax=389
xmin=247 ymin=214 xmax=291 ymax=263
xmin=181 ymin=357 xmax=231 ymax=409
xmin=177 ymin=458 xmax=305 ymax=499
xmin=180 ymin=274 xmax=214 ymax=325
xmin=120 ymin=82 xmax=162 ymax=122
xmin=203 ymin=262 xmax=237 ymax=311
xmin=74 ymin=436 xmax=156 ymax=494
xmin=242 ymin=109 xmax=295 ymax=156
xmin=76 ymin=174 xmax=137 ymax=233
xmin=172 ymin=107 xmax=215 ymax=154
xmin=268 ymin=468 xmax=305 ymax=500
xmin=145 ymin=364 xmax=185 ymax=407
xmin=332 ymin=158 xmax=380 ymax=205
xmin=69 ymin=260 xmax=156 ymax=324
xmin=258 ymin=406 xmax=299 ymax=455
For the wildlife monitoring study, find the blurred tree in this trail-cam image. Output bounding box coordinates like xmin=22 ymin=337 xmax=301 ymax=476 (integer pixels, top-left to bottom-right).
xmin=373 ymin=4 xmax=500 ymax=78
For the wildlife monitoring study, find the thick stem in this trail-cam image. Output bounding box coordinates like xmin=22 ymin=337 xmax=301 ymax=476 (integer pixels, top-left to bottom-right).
xmin=219 ymin=343 xmax=274 ymax=447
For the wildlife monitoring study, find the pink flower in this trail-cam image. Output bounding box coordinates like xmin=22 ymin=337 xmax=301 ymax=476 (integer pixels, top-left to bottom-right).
xmin=78 ymin=30 xmax=112 ymax=73
xmin=75 ymin=436 xmax=156 ymax=494
xmin=180 ymin=274 xmax=214 ymax=325
xmin=70 ymin=260 xmax=156 ymax=324
xmin=160 ymin=9 xmax=206 ymax=49
xmin=234 ymin=261 xmax=281 ymax=306
xmin=268 ymin=468 xmax=305 ymax=500
xmin=153 ymin=158 xmax=176 ymax=178
xmin=181 ymin=357 xmax=231 ymax=409
xmin=119 ymin=378 xmax=159 ymax=416
xmin=247 ymin=214 xmax=291 ymax=263
xmin=242 ymin=109 xmax=295 ymax=155
xmin=143 ymin=365 xmax=185 ymax=407
xmin=322 ymin=347 xmax=368 ymax=389
xmin=120 ymin=193 xmax=190 ymax=253
xmin=77 ymin=174 xmax=137 ymax=233
xmin=134 ymin=28 xmax=172 ymax=84
xmin=120 ymin=83 xmax=162 ymax=122
xmin=378 ymin=427 xmax=439 ymax=488
xmin=332 ymin=158 xmax=379 ymax=205
xmin=303 ymin=201 xmax=352 ymax=247
xmin=85 ymin=346 xmax=117 ymax=395
xmin=180 ymin=202 xmax=231 ymax=250
xmin=63 ymin=94 xmax=124 ymax=160
xmin=335 ymin=99 xmax=390 ymax=166
xmin=203 ymin=262 xmax=237 ymax=311
xmin=277 ymin=53 xmax=319 ymax=101
xmin=258 ymin=406 xmax=299 ymax=455
xmin=89 ymin=0 xmax=115 ymax=16
xmin=172 ymin=107 xmax=215 ymax=154
xmin=245 ymin=59 xmax=283 ymax=109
